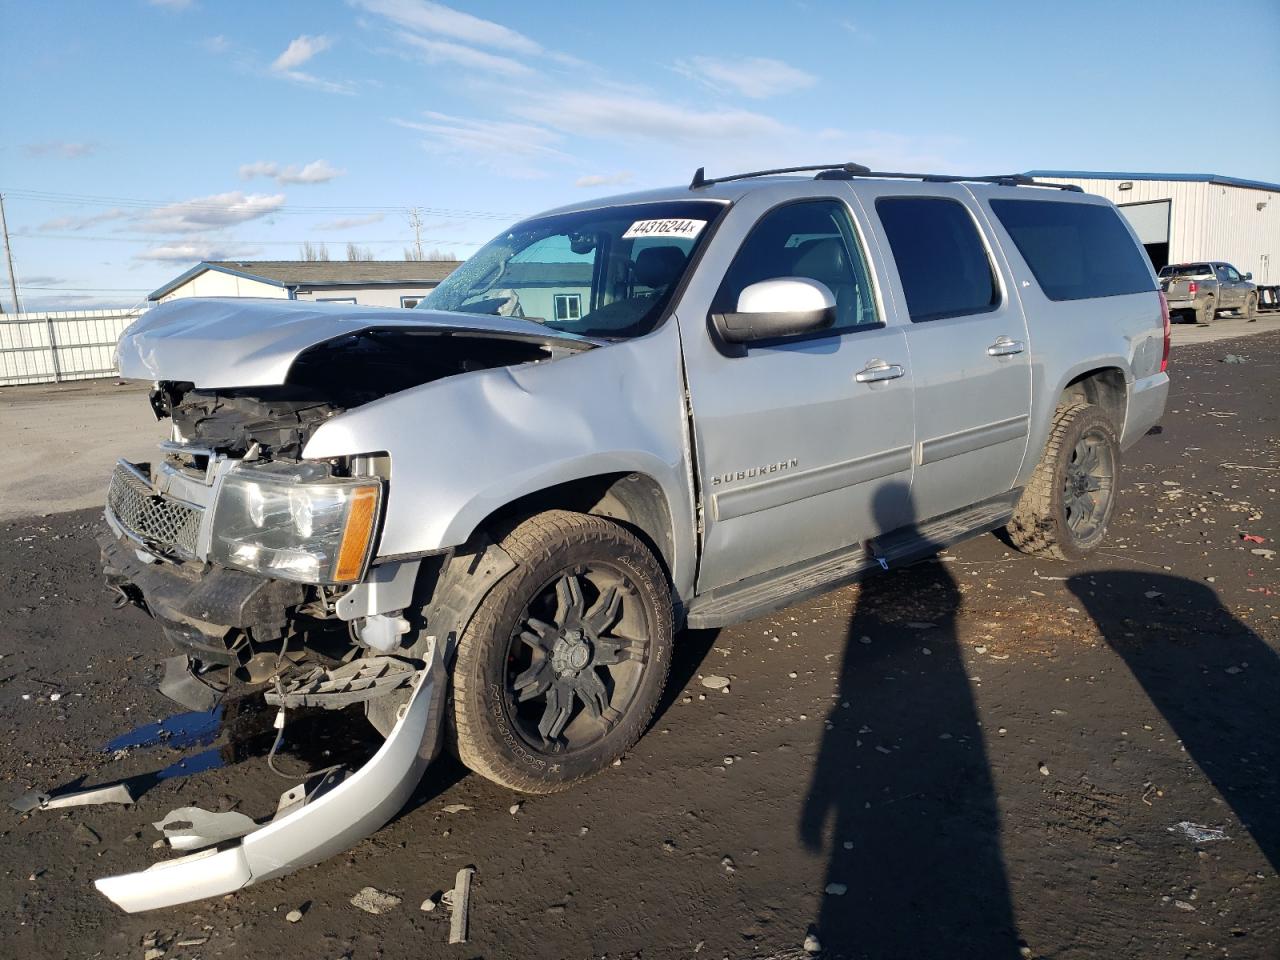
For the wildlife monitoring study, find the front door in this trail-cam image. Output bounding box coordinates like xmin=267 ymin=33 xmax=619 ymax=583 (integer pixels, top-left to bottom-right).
xmin=675 ymin=190 xmax=916 ymax=592
xmin=854 ymin=184 xmax=1032 ymax=523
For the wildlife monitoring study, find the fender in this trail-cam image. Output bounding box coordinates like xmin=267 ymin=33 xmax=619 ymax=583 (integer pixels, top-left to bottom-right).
xmin=304 ymin=321 xmax=699 ymax=597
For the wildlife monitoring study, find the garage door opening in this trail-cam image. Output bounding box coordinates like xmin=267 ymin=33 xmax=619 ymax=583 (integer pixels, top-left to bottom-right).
xmin=1118 ymin=199 xmax=1172 ymax=272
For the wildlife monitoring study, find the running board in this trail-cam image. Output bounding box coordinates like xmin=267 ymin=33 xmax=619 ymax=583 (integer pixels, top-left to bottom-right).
xmin=686 ymin=492 xmax=1019 ymax=629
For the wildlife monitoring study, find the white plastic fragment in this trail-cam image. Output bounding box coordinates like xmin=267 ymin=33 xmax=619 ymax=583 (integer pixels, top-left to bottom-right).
xmin=1169 ymin=821 xmax=1229 ymax=843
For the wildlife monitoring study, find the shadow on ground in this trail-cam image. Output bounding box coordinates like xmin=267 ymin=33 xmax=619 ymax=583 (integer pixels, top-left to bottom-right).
xmin=1068 ymin=570 xmax=1279 ymax=871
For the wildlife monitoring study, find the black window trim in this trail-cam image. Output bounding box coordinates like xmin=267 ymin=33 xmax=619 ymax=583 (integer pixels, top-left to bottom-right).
xmin=874 ymin=194 xmax=1004 ymax=324
xmin=707 ymin=196 xmax=885 ymax=354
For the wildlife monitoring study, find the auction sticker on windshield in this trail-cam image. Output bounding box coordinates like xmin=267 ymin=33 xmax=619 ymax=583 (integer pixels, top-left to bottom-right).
xmin=622 ymin=219 xmax=707 ymax=240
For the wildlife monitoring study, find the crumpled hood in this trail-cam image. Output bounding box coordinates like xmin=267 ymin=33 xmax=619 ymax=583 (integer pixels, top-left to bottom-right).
xmin=117 ymin=297 xmax=592 ymax=388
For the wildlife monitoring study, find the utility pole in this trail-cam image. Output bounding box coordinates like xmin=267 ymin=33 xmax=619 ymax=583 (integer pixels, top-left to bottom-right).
xmin=407 ymin=207 xmax=424 ymax=260
xmin=0 ymin=193 xmax=20 ymax=314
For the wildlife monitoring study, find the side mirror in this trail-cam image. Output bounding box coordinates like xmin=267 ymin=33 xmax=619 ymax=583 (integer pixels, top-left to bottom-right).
xmin=713 ymin=278 xmax=836 ymax=345
xmin=1243 ymin=272 xmax=1253 ymax=281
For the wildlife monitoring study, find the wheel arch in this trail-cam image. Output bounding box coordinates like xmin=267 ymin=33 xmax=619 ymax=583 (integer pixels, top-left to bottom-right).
xmin=1061 ymin=366 xmax=1128 ymax=431
xmin=447 ymin=466 xmax=682 ymax=590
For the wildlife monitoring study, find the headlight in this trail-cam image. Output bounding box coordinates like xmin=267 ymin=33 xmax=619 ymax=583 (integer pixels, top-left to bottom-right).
xmin=210 ymin=462 xmax=382 ymax=584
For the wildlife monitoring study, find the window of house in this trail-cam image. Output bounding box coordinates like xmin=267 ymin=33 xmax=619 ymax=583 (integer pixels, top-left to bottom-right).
xmin=990 ymin=199 xmax=1155 ymax=301
xmin=553 ymin=293 xmax=582 ymax=322
xmin=316 ymin=297 xmax=358 ymax=304
xmin=875 ymin=197 xmax=999 ymax=322
xmin=712 ymin=199 xmax=879 ymax=335
xmin=400 ymin=296 xmax=422 ymax=309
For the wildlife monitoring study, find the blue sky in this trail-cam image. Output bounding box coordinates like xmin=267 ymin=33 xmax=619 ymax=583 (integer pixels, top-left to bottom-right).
xmin=2 ymin=0 xmax=1277 ymax=310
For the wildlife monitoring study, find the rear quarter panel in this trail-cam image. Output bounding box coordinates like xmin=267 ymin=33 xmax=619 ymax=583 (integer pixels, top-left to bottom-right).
xmin=968 ymin=188 xmax=1167 ymax=480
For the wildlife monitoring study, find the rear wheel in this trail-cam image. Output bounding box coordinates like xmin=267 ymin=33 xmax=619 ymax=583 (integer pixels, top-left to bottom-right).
xmin=1006 ymin=402 xmax=1120 ymax=561
xmin=1199 ymin=297 xmax=1216 ymax=324
xmin=452 ymin=510 xmax=672 ymax=794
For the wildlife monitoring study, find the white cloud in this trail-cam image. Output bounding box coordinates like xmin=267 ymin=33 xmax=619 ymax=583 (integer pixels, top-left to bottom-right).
xmin=140 ymin=191 xmax=286 ymax=234
xmin=136 ymin=240 xmax=259 ymax=263
xmin=393 ymin=112 xmax=569 ymax=178
xmin=277 ymin=70 xmax=356 ymax=95
xmin=515 ymin=91 xmax=785 ymax=145
xmin=272 ymin=34 xmax=332 ymax=71
xmin=268 ymin=34 xmax=354 ymax=93
xmin=148 ymin=0 xmax=194 ymax=9
xmin=314 ymin=213 xmax=385 ymax=231
xmin=38 ymin=209 xmax=128 ymax=231
xmin=24 ymin=141 xmax=97 ymax=159
xmin=396 ymin=32 xmax=532 ymax=77
xmin=239 ymin=159 xmax=345 ymax=184
xmin=202 ymin=34 xmax=230 ymax=54
xmin=575 ymin=172 xmax=633 ymax=188
xmin=351 ymin=0 xmax=539 ymax=54
xmin=674 ymin=56 xmax=817 ymax=99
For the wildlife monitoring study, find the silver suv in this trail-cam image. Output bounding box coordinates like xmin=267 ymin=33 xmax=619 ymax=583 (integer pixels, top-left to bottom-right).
xmin=94 ymin=163 xmax=1170 ymax=911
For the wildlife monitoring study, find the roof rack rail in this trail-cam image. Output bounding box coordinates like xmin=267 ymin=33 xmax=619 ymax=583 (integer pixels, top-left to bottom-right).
xmin=689 ymin=163 xmax=1083 ymax=192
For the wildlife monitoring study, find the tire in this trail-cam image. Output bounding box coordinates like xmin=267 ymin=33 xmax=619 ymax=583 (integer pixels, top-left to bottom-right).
xmin=1244 ymin=293 xmax=1257 ymax=321
xmin=1006 ymin=402 xmax=1121 ymax=561
xmin=452 ymin=510 xmax=673 ymax=794
xmin=1199 ymin=298 xmax=1216 ymax=324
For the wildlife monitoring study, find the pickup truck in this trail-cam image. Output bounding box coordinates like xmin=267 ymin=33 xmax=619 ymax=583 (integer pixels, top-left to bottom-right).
xmin=1158 ymin=261 xmax=1258 ymax=323
xmin=91 ymin=163 xmax=1169 ymax=911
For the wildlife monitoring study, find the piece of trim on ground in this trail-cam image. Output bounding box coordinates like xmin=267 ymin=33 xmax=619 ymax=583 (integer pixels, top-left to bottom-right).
xmin=94 ymin=644 xmax=440 ymax=913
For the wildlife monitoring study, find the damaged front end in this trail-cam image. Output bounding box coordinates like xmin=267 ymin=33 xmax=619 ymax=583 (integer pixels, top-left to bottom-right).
xmin=86 ymin=298 xmax=582 ymax=910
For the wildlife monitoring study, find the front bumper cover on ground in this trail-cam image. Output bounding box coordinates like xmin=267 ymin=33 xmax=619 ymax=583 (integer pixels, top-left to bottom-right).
xmin=94 ymin=638 xmax=442 ymax=913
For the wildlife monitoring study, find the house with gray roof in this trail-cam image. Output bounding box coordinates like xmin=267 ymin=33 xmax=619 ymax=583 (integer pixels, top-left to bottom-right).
xmin=148 ymin=259 xmax=463 ymax=309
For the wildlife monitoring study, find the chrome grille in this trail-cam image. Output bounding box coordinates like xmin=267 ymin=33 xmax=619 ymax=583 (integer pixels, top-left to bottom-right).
xmin=107 ymin=462 xmax=203 ymax=557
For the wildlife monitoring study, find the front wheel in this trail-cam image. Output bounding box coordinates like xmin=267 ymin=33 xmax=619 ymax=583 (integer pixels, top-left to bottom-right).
xmin=452 ymin=510 xmax=673 ymax=794
xmin=1244 ymin=294 xmax=1257 ymax=321
xmin=1006 ymin=402 xmax=1121 ymax=561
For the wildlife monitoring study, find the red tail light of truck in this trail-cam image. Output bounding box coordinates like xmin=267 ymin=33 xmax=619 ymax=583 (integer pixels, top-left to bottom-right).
xmin=1159 ymin=291 xmax=1171 ymax=373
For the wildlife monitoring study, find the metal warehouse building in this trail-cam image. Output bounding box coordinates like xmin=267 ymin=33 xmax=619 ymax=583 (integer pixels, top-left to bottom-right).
xmin=1026 ymin=170 xmax=1279 ymax=285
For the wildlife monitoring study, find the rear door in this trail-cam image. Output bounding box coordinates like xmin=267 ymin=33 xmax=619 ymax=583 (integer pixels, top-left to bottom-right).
xmin=852 ymin=183 xmax=1032 ymax=524
xmin=674 ymin=188 xmax=916 ymax=591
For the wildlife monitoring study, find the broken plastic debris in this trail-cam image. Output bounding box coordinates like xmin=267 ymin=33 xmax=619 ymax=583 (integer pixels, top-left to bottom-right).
xmin=265 ymin=656 xmax=417 ymax=710
xmin=94 ymin=651 xmax=441 ymax=913
xmin=154 ymin=807 xmax=257 ymax=852
xmin=700 ymin=675 xmax=730 ymax=691
xmin=1169 ymin=821 xmax=1229 ymax=843
xmin=10 ymin=780 xmax=136 ymax=813
xmin=1241 ymin=534 xmax=1266 ymax=544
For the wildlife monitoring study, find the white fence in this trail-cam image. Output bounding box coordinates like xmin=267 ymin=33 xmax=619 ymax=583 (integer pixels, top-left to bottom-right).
xmin=0 ymin=307 xmax=145 ymax=386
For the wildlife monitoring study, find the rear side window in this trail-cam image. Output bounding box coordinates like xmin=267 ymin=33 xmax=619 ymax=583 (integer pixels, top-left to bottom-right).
xmin=990 ymin=199 xmax=1155 ymax=301
xmin=875 ymin=197 xmax=999 ymax=322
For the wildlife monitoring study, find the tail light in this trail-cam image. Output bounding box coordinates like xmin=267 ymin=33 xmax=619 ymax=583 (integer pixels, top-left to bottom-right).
xmin=1187 ymin=281 xmax=1198 ymax=295
xmin=1159 ymin=291 xmax=1171 ymax=373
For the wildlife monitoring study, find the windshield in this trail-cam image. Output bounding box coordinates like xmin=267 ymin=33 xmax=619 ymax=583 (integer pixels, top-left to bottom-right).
xmin=1159 ymin=263 xmax=1211 ymax=277
xmin=418 ymin=200 xmax=724 ymax=339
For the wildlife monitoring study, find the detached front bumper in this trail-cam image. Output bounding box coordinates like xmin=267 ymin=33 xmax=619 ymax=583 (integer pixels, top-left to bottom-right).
xmin=95 ymin=638 xmax=444 ymax=912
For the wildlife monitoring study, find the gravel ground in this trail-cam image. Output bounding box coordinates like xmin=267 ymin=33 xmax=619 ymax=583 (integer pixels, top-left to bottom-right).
xmin=0 ymin=333 xmax=1276 ymax=960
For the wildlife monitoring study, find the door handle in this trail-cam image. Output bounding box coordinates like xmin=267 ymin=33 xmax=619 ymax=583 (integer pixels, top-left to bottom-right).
xmin=855 ymin=359 xmax=905 ymax=383
xmin=987 ymin=336 xmax=1025 ymax=357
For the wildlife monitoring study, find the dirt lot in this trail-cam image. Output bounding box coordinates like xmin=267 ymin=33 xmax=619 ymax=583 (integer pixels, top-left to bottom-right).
xmin=1 ymin=332 xmax=1277 ymax=960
